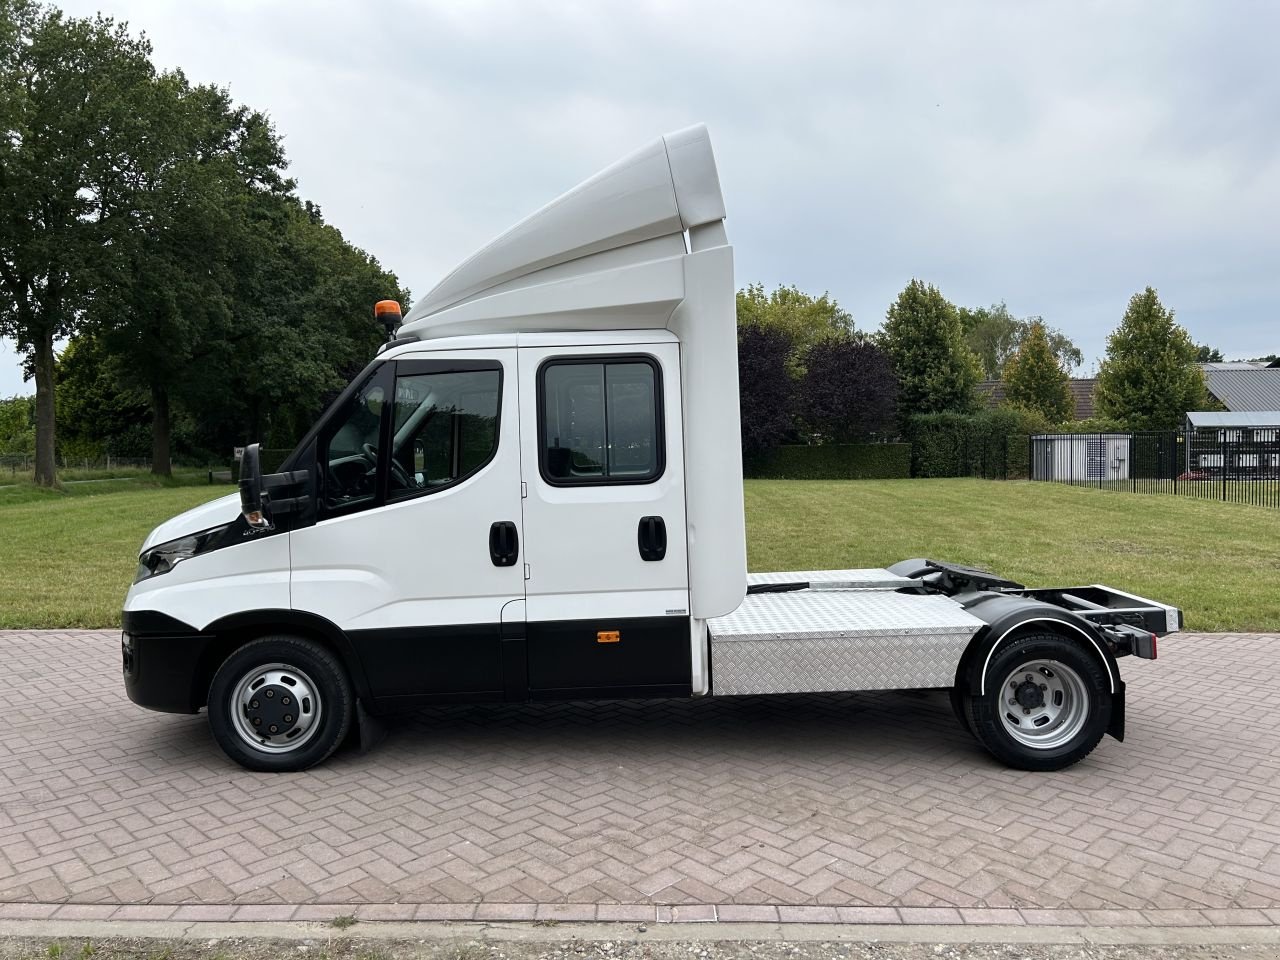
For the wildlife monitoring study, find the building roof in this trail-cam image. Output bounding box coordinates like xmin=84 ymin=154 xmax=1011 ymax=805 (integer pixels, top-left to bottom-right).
xmin=1186 ymin=411 xmax=1280 ymax=428
xmin=977 ymin=378 xmax=1096 ymax=420
xmin=1200 ymin=366 xmax=1280 ymax=412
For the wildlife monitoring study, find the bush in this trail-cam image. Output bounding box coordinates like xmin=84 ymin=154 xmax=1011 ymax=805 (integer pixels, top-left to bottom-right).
xmin=797 ymin=337 xmax=898 ymax=442
xmin=738 ymin=325 xmax=796 ymax=458
xmin=1046 ymin=416 xmax=1130 ymax=434
xmin=744 ymin=443 xmax=911 ymax=480
xmin=906 ymin=407 xmax=1051 ymax=479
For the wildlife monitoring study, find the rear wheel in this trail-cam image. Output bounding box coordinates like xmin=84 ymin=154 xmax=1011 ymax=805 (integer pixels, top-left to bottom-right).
xmin=208 ymin=635 xmax=353 ymax=772
xmin=963 ymin=632 xmax=1111 ymax=771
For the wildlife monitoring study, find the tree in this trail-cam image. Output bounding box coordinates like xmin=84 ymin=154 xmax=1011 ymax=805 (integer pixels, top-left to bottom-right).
xmin=89 ymin=79 xmax=292 ymax=475
xmin=737 ymin=324 xmax=794 ymax=458
xmin=1095 ymin=287 xmax=1209 ymax=430
xmin=0 ymin=2 xmax=161 ymax=485
xmin=216 ymin=195 xmax=408 ymax=453
xmin=959 ymin=302 xmax=1082 ymax=379
xmin=879 ymin=280 xmax=981 ymax=418
xmin=958 ymin=303 xmax=1020 ymax=381
xmin=55 ymin=336 xmax=151 ymax=459
xmin=798 ymin=337 xmax=898 ymax=442
xmin=0 ymin=393 xmax=34 ymax=454
xmin=1195 ymin=343 xmax=1224 ymax=363
xmin=1002 ymin=321 xmax=1073 ymax=422
xmin=737 ymin=283 xmax=853 ymax=370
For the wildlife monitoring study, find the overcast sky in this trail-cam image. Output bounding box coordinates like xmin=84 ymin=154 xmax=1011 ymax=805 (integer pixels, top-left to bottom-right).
xmin=4 ymin=0 xmax=1278 ymax=396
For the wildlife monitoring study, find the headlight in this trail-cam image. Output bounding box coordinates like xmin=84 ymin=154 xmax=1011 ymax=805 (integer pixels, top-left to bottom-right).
xmin=135 ymin=525 xmax=230 ymax=583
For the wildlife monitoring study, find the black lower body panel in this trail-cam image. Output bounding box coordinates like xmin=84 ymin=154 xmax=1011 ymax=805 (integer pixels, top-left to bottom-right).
xmin=526 ymin=615 xmax=691 ymax=697
xmin=122 ymin=611 xmax=213 ymax=714
xmin=348 ymin=623 xmax=505 ymax=700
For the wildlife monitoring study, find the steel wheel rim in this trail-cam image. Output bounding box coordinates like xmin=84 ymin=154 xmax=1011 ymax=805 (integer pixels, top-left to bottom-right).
xmin=998 ymin=659 xmax=1089 ymax=750
xmin=228 ymin=662 xmax=322 ymax=754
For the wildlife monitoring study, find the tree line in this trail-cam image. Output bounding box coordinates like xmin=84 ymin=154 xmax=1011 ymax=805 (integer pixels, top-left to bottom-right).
xmin=737 ymin=279 xmax=1217 ymax=460
xmin=0 ymin=3 xmax=1242 ymax=483
xmin=0 ymin=1 xmax=407 ymax=484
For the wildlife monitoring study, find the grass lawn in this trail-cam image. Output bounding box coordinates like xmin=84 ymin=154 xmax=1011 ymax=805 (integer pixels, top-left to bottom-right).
xmin=746 ymin=479 xmax=1280 ymax=633
xmin=0 ymin=478 xmax=1276 ymax=631
xmin=0 ymin=483 xmax=233 ymax=628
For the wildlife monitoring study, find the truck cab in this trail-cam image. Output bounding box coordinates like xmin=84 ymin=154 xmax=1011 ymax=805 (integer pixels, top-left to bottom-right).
xmin=123 ymin=125 xmax=1178 ymax=772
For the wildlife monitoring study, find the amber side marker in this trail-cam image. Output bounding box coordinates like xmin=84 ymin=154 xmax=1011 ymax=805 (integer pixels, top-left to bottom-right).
xmin=597 ymin=631 xmax=621 ymax=644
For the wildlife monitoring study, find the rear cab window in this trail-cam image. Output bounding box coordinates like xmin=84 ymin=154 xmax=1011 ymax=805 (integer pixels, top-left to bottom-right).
xmin=538 ymin=356 xmax=663 ymax=485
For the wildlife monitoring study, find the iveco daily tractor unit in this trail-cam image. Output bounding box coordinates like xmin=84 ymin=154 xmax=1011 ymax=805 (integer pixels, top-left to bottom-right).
xmin=122 ymin=125 xmax=1178 ymax=772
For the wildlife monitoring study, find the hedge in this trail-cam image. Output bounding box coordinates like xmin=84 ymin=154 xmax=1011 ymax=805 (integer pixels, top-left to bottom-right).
xmin=905 ymin=408 xmax=1051 ymax=479
xmin=744 ymin=443 xmax=912 ymax=480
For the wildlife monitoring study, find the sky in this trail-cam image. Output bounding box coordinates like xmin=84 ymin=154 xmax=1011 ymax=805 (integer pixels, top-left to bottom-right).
xmin=4 ymin=0 xmax=1278 ymax=396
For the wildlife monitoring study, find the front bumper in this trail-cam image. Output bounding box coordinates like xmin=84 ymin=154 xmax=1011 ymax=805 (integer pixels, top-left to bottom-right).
xmin=121 ymin=611 xmax=213 ymax=714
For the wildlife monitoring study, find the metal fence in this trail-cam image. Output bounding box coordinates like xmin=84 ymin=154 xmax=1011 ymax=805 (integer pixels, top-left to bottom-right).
xmin=0 ymin=453 xmax=153 ymax=477
xmin=1029 ymin=430 xmax=1280 ymax=508
xmin=0 ymin=453 xmax=235 ymax=484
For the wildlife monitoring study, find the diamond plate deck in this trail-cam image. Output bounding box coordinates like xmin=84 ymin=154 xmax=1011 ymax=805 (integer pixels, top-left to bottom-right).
xmin=746 ymin=568 xmax=913 ymax=590
xmin=708 ymin=590 xmax=984 ymax=695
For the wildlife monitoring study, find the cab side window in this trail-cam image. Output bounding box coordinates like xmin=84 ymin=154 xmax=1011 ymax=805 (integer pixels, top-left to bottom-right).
xmin=539 ymin=357 xmax=663 ymax=484
xmin=389 ymin=366 xmax=501 ymax=500
xmin=320 ymin=372 xmax=387 ymax=512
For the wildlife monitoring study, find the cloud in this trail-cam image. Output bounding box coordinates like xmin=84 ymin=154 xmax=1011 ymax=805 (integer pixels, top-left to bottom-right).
xmin=3 ymin=0 xmax=1277 ymax=397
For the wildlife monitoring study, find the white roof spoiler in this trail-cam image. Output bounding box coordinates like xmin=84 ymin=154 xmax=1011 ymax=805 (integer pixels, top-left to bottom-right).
xmin=400 ymin=124 xmax=725 ymax=338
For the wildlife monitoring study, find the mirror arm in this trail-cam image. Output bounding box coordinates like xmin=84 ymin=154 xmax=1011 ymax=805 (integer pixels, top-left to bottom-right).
xmin=262 ymin=469 xmax=310 ymax=516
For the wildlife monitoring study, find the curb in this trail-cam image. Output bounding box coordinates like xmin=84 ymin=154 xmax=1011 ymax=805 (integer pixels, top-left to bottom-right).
xmin=2 ymin=903 xmax=1278 ymax=927
xmin=3 ymin=917 xmax=1280 ymax=947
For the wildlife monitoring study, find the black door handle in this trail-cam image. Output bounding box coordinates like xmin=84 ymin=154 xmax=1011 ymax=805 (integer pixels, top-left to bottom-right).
xmin=489 ymin=521 xmax=519 ymax=567
xmin=638 ymin=515 xmax=667 ymax=561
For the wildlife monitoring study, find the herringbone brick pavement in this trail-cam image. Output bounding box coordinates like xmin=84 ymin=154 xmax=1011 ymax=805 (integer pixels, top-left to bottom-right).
xmin=1 ymin=630 xmax=1277 ymax=914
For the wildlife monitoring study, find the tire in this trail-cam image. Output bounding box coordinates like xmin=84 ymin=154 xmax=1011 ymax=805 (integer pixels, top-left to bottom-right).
xmin=964 ymin=632 xmax=1111 ymax=772
xmin=207 ymin=635 xmax=353 ymax=772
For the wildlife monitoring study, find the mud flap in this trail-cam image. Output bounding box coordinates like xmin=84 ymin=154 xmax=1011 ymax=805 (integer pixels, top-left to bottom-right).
xmin=1107 ymin=679 xmax=1126 ymax=742
xmin=356 ymin=698 xmax=388 ymax=753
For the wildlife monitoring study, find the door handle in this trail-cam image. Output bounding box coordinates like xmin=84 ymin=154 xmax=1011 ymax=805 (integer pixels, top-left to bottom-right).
xmin=638 ymin=515 xmax=667 ymax=561
xmin=489 ymin=521 xmax=519 ymax=567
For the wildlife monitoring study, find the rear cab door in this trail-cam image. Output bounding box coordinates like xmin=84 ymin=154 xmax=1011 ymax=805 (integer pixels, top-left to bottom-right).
xmin=517 ymin=333 xmax=691 ymax=698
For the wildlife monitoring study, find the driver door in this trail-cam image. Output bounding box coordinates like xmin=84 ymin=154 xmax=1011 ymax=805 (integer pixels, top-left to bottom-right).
xmin=290 ymin=349 xmax=526 ymax=704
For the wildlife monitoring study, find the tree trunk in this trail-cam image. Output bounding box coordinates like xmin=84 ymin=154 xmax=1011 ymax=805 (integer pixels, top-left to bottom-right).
xmin=32 ymin=329 xmax=57 ymax=488
xmin=151 ymin=384 xmax=172 ymax=477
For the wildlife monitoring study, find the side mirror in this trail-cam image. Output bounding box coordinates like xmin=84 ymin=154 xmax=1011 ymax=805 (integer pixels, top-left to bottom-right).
xmin=239 ymin=443 xmax=272 ymax=529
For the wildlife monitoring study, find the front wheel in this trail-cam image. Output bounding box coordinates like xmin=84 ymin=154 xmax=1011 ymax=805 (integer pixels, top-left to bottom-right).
xmin=208 ymin=636 xmax=353 ymax=772
xmin=962 ymin=632 xmax=1111 ymax=771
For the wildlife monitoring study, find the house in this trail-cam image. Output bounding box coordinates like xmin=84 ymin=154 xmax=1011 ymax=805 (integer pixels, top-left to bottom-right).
xmin=977 ymin=378 xmax=1097 ymax=420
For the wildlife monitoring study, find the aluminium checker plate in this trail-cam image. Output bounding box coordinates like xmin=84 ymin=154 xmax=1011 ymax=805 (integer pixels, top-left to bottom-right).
xmin=747 ymin=568 xmax=915 ymax=590
xmin=709 ymin=588 xmax=985 ymax=695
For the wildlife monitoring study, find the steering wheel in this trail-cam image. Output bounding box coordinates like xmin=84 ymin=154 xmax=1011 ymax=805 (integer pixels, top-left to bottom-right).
xmin=362 ymin=442 xmax=414 ymax=490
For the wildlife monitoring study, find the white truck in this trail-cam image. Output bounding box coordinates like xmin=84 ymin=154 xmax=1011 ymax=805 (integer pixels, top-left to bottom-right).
xmin=122 ymin=125 xmax=1178 ymax=773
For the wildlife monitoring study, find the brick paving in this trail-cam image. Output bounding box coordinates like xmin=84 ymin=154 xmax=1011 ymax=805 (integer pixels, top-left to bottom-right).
xmin=2 ymin=629 xmax=1279 ymax=925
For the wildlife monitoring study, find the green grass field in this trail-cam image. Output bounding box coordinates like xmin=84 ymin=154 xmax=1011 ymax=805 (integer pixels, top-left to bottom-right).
xmin=0 ymin=478 xmax=1276 ymax=631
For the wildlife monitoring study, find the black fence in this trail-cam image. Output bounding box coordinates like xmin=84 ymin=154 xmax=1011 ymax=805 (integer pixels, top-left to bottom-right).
xmin=1029 ymin=430 xmax=1280 ymax=508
